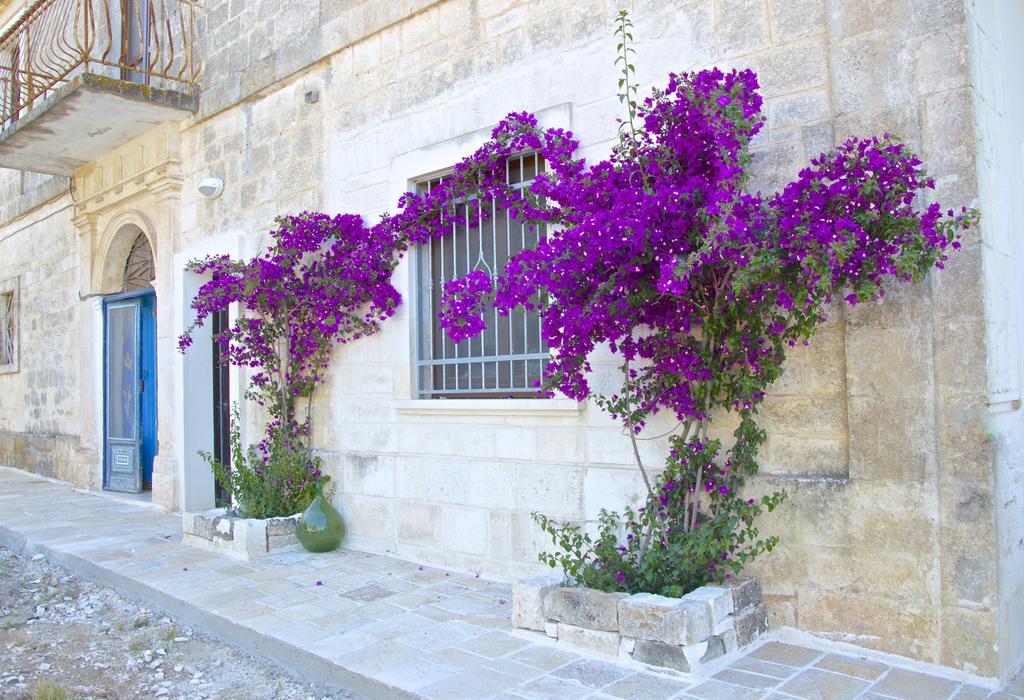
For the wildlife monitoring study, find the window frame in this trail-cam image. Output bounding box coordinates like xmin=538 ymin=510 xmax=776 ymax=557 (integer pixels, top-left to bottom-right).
xmin=0 ymin=275 xmax=19 ymax=374
xmin=412 ymin=153 xmax=549 ymax=400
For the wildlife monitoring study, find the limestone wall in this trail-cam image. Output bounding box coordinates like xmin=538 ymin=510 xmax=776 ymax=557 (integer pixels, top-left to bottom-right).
xmin=0 ymin=169 xmax=69 ymax=223
xmin=168 ymin=0 xmax=1000 ymax=677
xmin=0 ymin=194 xmax=87 ymax=485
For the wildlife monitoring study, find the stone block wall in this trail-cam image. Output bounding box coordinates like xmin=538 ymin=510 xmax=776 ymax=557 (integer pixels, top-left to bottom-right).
xmin=0 ymin=169 xmax=69 ymax=224
xmin=168 ymin=0 xmax=999 ymax=676
xmin=182 ymin=509 xmax=301 ymax=559
xmin=0 ymin=194 xmax=89 ymax=488
xmin=512 ymin=575 xmax=768 ymax=674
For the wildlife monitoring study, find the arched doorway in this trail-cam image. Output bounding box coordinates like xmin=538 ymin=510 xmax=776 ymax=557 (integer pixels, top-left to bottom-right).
xmin=103 ymin=231 xmax=158 ymax=494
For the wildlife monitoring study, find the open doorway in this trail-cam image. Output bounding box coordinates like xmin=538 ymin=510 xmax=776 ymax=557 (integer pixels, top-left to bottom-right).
xmin=211 ymin=305 xmax=231 ymax=506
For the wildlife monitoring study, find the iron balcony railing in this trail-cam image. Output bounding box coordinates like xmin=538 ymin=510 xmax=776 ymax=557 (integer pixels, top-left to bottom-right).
xmin=0 ymin=0 xmax=200 ymax=127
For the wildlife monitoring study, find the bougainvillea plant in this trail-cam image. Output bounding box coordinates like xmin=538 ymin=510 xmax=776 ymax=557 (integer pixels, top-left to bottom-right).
xmin=179 ymin=213 xmax=401 ymax=511
xmin=391 ymin=12 xmax=977 ymax=595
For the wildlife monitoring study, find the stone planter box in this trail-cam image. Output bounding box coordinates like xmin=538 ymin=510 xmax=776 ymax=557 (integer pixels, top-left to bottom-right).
xmin=182 ymin=508 xmax=301 ymax=560
xmin=512 ymin=574 xmax=768 ymax=674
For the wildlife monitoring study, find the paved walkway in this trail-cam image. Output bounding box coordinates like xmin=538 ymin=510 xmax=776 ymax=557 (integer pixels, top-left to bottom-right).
xmin=0 ymin=467 xmax=1019 ymax=700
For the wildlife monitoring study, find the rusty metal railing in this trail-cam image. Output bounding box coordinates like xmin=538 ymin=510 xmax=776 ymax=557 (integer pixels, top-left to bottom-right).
xmin=0 ymin=0 xmax=200 ymax=127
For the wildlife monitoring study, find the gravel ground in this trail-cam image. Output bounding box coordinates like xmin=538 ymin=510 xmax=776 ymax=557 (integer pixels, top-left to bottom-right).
xmin=0 ymin=545 xmax=359 ymax=700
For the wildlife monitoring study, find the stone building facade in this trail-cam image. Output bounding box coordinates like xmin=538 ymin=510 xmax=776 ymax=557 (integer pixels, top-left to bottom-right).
xmin=0 ymin=0 xmax=1021 ymax=683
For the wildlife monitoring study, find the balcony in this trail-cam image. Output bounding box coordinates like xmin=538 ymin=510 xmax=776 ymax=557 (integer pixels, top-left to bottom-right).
xmin=0 ymin=0 xmax=200 ymax=175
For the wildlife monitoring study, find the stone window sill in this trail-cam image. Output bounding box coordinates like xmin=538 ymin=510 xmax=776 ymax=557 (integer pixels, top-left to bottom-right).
xmin=392 ymin=398 xmax=582 ymax=417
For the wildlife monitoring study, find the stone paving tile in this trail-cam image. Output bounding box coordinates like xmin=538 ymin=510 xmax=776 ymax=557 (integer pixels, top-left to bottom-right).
xmin=683 ymin=679 xmax=767 ymax=699
xmin=602 ymin=672 xmax=690 ymax=699
xmin=404 ymin=602 xmax=459 ymax=622
xmin=748 ymin=641 xmax=824 ymax=667
xmin=512 ymin=674 xmax=594 ymax=699
xmin=508 ymin=644 xmax=581 ymax=671
xmin=870 ymin=668 xmax=960 ymax=699
xmin=1006 ymin=677 xmax=1024 ymax=695
xmin=359 ymin=611 xmax=439 ymax=640
xmin=776 ymin=667 xmax=869 ymax=699
xmin=434 ymin=594 xmax=501 ymax=615
xmin=950 ymin=688 xmax=991 ymax=700
xmin=316 ymin=630 xmax=381 ymax=661
xmin=813 ymin=652 xmax=889 ymax=680
xmin=551 ymin=659 xmax=635 ymax=690
xmin=427 ymin=646 xmax=492 ymax=671
xmin=268 ymin=620 xmax=336 ymax=646
xmin=456 ymin=629 xmax=532 ymax=658
xmin=342 ymin=583 xmax=396 ymax=602
xmin=729 ymin=657 xmax=798 ymax=679
xmin=332 ymin=640 xmax=424 ymax=676
xmin=461 ymin=610 xmax=515 ymax=629
xmin=356 ymin=600 xmax=407 ymax=619
xmin=215 ymin=599 xmax=278 ymax=621
xmin=316 ymin=613 xmax=377 ymax=633
xmin=396 ymin=619 xmax=485 ymax=652
xmin=1 ymin=469 xmax=1020 ymax=700
xmin=419 ymin=666 xmax=523 ymax=699
xmin=373 ymin=658 xmax=458 ymax=692
xmin=712 ymin=669 xmax=781 ymax=691
xmin=387 ymin=588 xmax=448 ymax=609
xmin=260 ymin=588 xmax=320 ymax=609
xmin=479 ymin=656 xmax=549 ymax=682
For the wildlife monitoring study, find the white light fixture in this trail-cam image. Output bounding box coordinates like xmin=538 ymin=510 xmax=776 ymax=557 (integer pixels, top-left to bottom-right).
xmin=197 ymin=177 xmax=224 ymax=199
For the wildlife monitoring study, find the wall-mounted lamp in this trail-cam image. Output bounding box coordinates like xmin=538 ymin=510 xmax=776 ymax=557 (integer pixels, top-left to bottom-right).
xmin=198 ymin=177 xmax=224 ymax=199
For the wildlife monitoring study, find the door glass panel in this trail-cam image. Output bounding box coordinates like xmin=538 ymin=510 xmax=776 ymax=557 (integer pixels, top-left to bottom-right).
xmin=107 ymin=303 xmax=138 ymax=441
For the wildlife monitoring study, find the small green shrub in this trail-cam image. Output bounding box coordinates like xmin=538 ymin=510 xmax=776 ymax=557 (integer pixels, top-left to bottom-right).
xmin=200 ymin=406 xmax=323 ymax=519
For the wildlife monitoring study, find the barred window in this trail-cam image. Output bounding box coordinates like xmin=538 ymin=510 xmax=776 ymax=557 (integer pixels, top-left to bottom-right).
xmin=415 ymin=154 xmax=548 ymax=398
xmin=0 ymin=276 xmax=17 ymax=373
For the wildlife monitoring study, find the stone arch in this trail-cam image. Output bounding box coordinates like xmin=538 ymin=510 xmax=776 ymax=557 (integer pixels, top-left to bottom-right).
xmin=93 ymin=210 xmax=157 ymax=295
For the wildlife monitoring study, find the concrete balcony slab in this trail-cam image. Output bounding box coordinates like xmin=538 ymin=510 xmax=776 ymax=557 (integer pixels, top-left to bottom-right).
xmin=0 ymin=73 xmax=197 ymax=176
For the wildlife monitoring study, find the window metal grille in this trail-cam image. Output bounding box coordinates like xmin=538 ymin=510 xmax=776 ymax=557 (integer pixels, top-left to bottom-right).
xmin=415 ymin=153 xmax=549 ymax=398
xmin=0 ymin=289 xmax=14 ymax=367
xmin=123 ymin=233 xmax=155 ymax=291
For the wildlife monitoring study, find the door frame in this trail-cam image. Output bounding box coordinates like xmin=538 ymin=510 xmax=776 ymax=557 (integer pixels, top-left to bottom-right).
xmin=102 ymin=287 xmax=157 ymax=493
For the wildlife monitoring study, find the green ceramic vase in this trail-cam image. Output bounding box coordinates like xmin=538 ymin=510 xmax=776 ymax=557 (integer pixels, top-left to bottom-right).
xmin=296 ymin=481 xmax=345 ymax=553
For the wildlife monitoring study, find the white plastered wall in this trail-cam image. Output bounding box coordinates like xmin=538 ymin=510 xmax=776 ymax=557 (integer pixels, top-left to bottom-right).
xmin=172 ymin=232 xmax=251 ymax=513
xmin=968 ymin=0 xmax=1024 ymax=682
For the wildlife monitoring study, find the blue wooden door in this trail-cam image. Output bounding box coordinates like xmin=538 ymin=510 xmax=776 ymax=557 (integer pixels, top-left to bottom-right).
xmin=139 ymin=293 xmax=157 ymax=488
xmin=104 ymin=291 xmax=157 ymax=493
